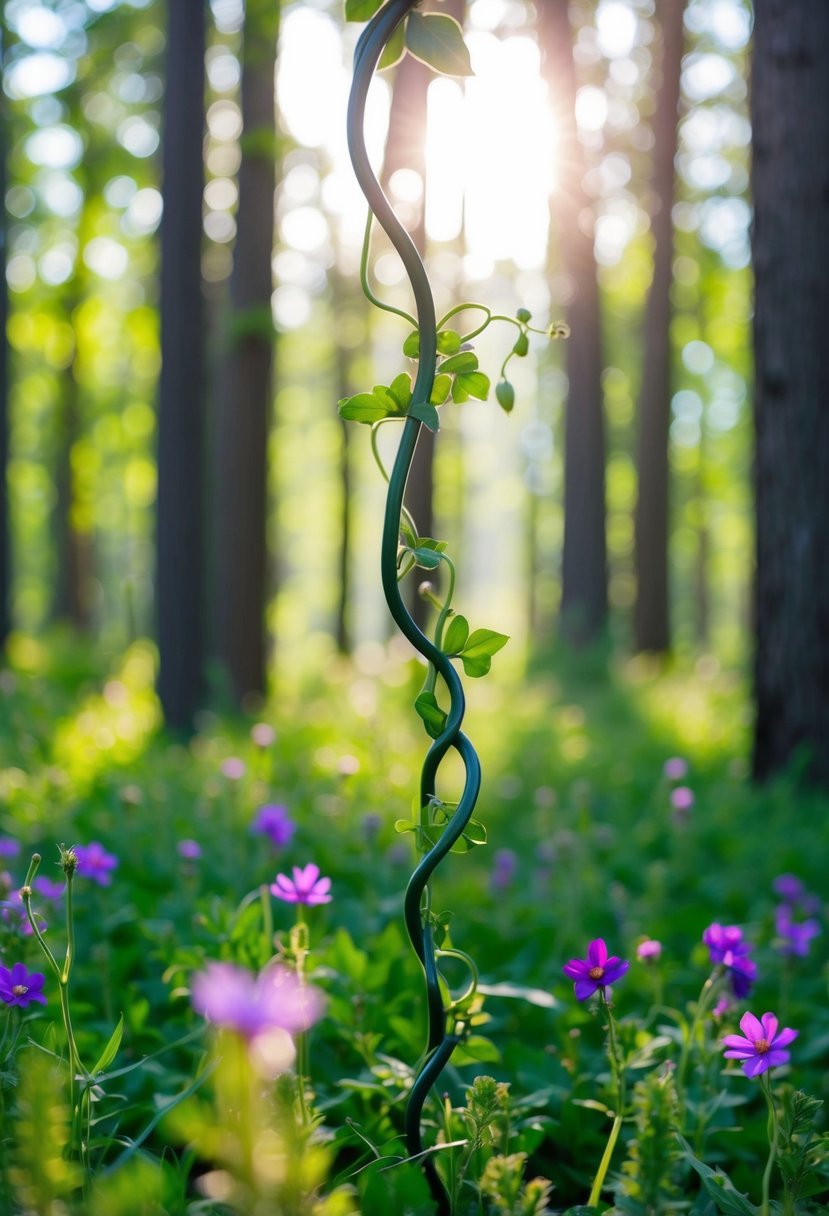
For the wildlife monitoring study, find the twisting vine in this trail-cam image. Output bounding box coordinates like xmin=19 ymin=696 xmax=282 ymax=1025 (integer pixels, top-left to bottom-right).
xmin=344 ymin=2 xmax=565 ymax=1208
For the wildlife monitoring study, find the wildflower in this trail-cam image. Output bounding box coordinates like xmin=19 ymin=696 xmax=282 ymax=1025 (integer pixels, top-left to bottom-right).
xmin=251 ymin=804 xmax=296 ymax=850
xmin=220 ymin=757 xmax=246 ymax=780
xmin=177 ymin=839 xmax=202 ymax=861
xmin=0 ymin=839 xmax=21 ymax=858
xmin=663 ymin=757 xmax=688 ymax=781
xmin=32 ymin=876 xmax=65 ymax=901
xmin=74 ymin=842 xmax=118 ymax=887
xmin=491 ymin=848 xmax=518 ymax=892
xmin=0 ymin=962 xmax=46 ymax=1008
xmin=1 ymin=903 xmax=43 ymax=937
xmin=562 ymin=938 xmax=629 ymax=1001
xmin=270 ymin=863 xmax=332 ymax=906
xmin=703 ymin=923 xmax=757 ymax=998
xmin=636 ymin=939 xmax=662 ymax=962
xmin=775 ymin=906 xmax=820 ymax=957
xmin=712 ymin=995 xmax=734 ymax=1020
xmin=723 ymin=1011 xmax=797 ymax=1077
xmin=670 ymin=786 xmax=694 ymax=812
xmin=773 ymin=874 xmax=804 ymax=902
xmin=251 ymin=723 xmax=276 ymax=748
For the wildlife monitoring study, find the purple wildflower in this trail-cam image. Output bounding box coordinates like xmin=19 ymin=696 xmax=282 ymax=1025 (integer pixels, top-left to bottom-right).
xmin=703 ymin=923 xmax=757 ymax=998
xmin=670 ymin=786 xmax=694 ymax=812
xmin=773 ymin=874 xmax=805 ymax=902
xmin=74 ymin=842 xmax=118 ymax=887
xmin=251 ymin=723 xmax=276 ymax=748
xmin=250 ymin=805 xmax=296 ymax=850
xmin=0 ymin=839 xmax=21 ymax=858
xmin=636 ymin=939 xmax=662 ymax=962
xmin=191 ymin=961 xmax=324 ymax=1039
xmin=663 ymin=757 xmax=688 ymax=781
xmin=32 ymin=876 xmax=65 ymax=901
xmin=712 ymin=995 xmax=734 ymax=1020
xmin=0 ymin=962 xmax=46 ymax=1008
xmin=270 ymin=863 xmax=332 ymax=906
xmin=220 ymin=757 xmax=246 ymax=781
xmin=177 ymin=839 xmax=202 ymax=861
xmin=562 ymin=938 xmax=630 ymax=1001
xmin=491 ymin=848 xmax=519 ymax=892
xmin=775 ymin=906 xmax=820 ymax=957
xmin=723 ymin=1011 xmax=797 ymax=1077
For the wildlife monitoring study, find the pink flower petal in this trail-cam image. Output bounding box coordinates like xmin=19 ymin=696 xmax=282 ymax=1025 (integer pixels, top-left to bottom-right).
xmin=562 ymin=960 xmax=588 ymax=979
xmin=739 ymin=1011 xmax=764 ymax=1041
xmin=760 ymin=1012 xmax=779 ymax=1041
xmin=772 ymin=1027 xmax=798 ymax=1049
xmin=588 ymin=939 xmax=608 ymax=967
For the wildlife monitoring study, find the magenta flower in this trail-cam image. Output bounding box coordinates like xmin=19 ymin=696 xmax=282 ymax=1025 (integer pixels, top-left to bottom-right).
xmin=636 ymin=939 xmax=662 ymax=962
xmin=32 ymin=876 xmax=65 ymax=901
xmin=670 ymin=786 xmax=694 ymax=812
xmin=723 ymin=1011 xmax=797 ymax=1077
xmin=251 ymin=723 xmax=276 ymax=748
xmin=663 ymin=757 xmax=688 ymax=781
xmin=220 ymin=757 xmax=246 ymax=780
xmin=251 ymin=804 xmax=296 ymax=850
xmin=703 ymin=922 xmax=757 ymax=998
xmin=562 ymin=938 xmax=629 ymax=1001
xmin=0 ymin=962 xmax=46 ymax=1008
xmin=177 ymin=839 xmax=202 ymax=861
xmin=191 ymin=961 xmax=324 ymax=1039
xmin=271 ymin=863 xmax=332 ymax=906
xmin=74 ymin=842 xmax=118 ymax=886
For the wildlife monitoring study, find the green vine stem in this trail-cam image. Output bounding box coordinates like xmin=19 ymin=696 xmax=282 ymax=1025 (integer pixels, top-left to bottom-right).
xmin=347 ymin=2 xmax=483 ymax=1208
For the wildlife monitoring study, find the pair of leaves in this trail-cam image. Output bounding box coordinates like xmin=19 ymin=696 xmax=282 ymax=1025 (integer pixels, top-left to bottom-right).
xmin=438 ymin=350 xmax=491 ymax=404
xmin=345 ymin=2 xmax=474 ymax=78
xmin=403 ymin=328 xmax=462 ymax=359
xmin=339 ymin=372 xmax=412 ymax=424
xmin=443 ymin=616 xmax=509 ymax=677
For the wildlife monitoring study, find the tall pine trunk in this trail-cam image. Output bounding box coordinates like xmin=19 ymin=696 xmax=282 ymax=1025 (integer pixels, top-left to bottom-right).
xmin=751 ymin=0 xmax=829 ymax=784
xmin=212 ymin=0 xmax=280 ymax=706
xmin=157 ymin=0 xmax=207 ymax=731
xmin=632 ymin=0 xmax=685 ymax=654
xmin=539 ymin=0 xmax=607 ymax=646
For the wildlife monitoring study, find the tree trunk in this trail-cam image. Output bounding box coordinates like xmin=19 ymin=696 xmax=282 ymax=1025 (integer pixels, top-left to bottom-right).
xmin=633 ymin=0 xmax=685 ymax=654
xmin=212 ymin=0 xmax=280 ymax=707
xmin=539 ymin=0 xmax=607 ymax=646
xmin=751 ymin=0 xmax=829 ymax=784
xmin=53 ymin=353 xmax=92 ymax=628
xmin=157 ymin=0 xmax=207 ymax=731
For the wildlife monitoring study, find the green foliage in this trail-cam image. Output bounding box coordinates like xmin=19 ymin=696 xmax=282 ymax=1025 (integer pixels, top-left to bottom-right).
xmin=404 ymin=12 xmax=474 ymax=78
xmin=613 ymin=1068 xmax=683 ymax=1213
xmin=479 ymin=1152 xmax=553 ymax=1215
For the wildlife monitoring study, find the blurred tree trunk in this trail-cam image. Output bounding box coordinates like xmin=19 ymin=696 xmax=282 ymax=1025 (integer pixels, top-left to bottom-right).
xmin=157 ymin=0 xmax=207 ymax=731
xmin=212 ymin=0 xmax=280 ymax=707
xmin=0 ymin=51 xmax=9 ymax=648
xmin=632 ymin=0 xmax=685 ymax=654
xmin=539 ymin=0 xmax=607 ymax=646
xmin=751 ymin=1 xmax=829 ymax=785
xmin=53 ymin=337 xmax=92 ymax=629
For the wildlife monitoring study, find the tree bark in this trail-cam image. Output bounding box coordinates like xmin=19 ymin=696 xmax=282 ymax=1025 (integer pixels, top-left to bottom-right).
xmin=751 ymin=0 xmax=829 ymax=784
xmin=212 ymin=0 xmax=280 ymax=707
xmin=157 ymin=0 xmax=207 ymax=731
xmin=539 ymin=0 xmax=607 ymax=646
xmin=633 ymin=0 xmax=685 ymax=654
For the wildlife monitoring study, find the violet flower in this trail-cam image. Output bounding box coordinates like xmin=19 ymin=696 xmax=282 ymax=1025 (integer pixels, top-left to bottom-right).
xmin=32 ymin=876 xmax=65 ymax=901
xmin=191 ymin=961 xmax=324 ymax=1039
xmin=177 ymin=839 xmax=202 ymax=861
xmin=74 ymin=842 xmax=118 ymax=886
xmin=723 ymin=1011 xmax=797 ymax=1077
xmin=636 ymin=939 xmax=662 ymax=962
xmin=703 ymin=922 xmax=757 ymax=998
xmin=491 ymin=848 xmax=518 ymax=892
xmin=562 ymin=938 xmax=629 ymax=1001
xmin=0 ymin=839 xmax=21 ymax=858
xmin=271 ymin=863 xmax=332 ymax=906
xmin=775 ymin=906 xmax=820 ymax=957
xmin=0 ymin=962 xmax=46 ymax=1008
xmin=663 ymin=757 xmax=688 ymax=781
xmin=250 ymin=804 xmax=296 ymax=850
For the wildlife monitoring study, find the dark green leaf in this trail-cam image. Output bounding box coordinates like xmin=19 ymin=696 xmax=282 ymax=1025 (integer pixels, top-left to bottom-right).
xmin=676 ymin=1136 xmax=759 ymax=1215
xmin=403 ymin=330 xmax=420 ymax=358
xmin=436 ymin=329 xmax=462 ymax=354
xmin=414 ymin=692 xmax=448 ymax=740
xmin=409 ymin=401 xmax=440 ymax=432
xmin=338 ymin=393 xmax=391 ymax=423
xmin=443 ymin=615 xmax=469 ymax=655
xmin=404 ymin=12 xmax=474 ymax=77
xmin=496 ymin=380 xmax=515 ymax=412
xmin=91 ymin=1014 xmax=124 ymax=1076
xmin=439 ymin=351 xmax=478 ymax=375
xmin=456 ymin=371 xmax=490 ymax=400
xmin=378 ymin=24 xmax=405 ymax=70
xmin=411 ymin=547 xmax=442 ymax=569
xmin=430 ymin=374 xmax=451 ymax=405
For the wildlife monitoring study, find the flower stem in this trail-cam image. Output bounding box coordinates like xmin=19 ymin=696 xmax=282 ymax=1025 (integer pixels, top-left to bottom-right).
xmin=588 ymin=1114 xmax=623 ymax=1208
xmin=760 ymin=1072 xmax=780 ymax=1216
xmin=676 ymin=969 xmax=721 ymax=1110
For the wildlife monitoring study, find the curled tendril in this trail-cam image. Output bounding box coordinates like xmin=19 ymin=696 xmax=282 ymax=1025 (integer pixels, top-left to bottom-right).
xmin=347 ymin=2 xmax=482 ymax=1209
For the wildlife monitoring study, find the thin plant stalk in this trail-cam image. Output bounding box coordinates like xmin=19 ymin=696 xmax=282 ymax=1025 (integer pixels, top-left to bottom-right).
xmin=760 ymin=1072 xmax=780 ymax=1216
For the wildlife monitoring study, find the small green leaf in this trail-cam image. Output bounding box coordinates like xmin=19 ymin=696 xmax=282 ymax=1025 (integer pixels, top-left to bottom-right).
xmin=394 ymin=818 xmax=415 ymax=834
xmin=338 ymin=393 xmax=391 ymax=423
xmin=516 ymin=307 xmax=531 ymax=323
xmin=390 ymin=372 xmax=412 ymax=408
xmin=676 ymin=1136 xmax=759 ymax=1215
xmin=414 ymin=691 xmax=448 ymax=739
xmin=439 ymin=351 xmax=478 ymax=375
xmin=372 ymin=384 xmax=403 ymax=413
xmin=404 ymin=11 xmax=474 ymax=77
xmin=496 ymin=380 xmax=515 ymax=412
xmin=455 ymin=371 xmax=490 ymax=400
xmin=462 ymin=628 xmax=509 ymax=659
xmin=451 ymin=378 xmax=469 ymax=404
xmin=461 ymin=653 xmax=491 ymax=678
xmin=411 ymin=547 xmax=442 ymax=569
xmin=512 ymin=331 xmax=529 ymax=357
xmin=91 ymin=1014 xmax=124 ymax=1077
xmin=443 ymin=614 xmax=469 ymax=655
xmin=403 ymin=330 xmax=420 ymax=358
xmin=430 ymin=374 xmax=451 ymax=405
xmin=451 ymin=1035 xmax=500 ymax=1065
xmin=409 ymin=401 xmax=440 ymax=432
xmin=344 ymin=0 xmax=384 ymax=19
xmin=436 ymin=329 xmax=462 ymax=354
xmin=378 ymin=24 xmax=405 ymax=70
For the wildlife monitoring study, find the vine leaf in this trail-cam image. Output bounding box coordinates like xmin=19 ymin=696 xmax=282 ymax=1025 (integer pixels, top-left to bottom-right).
xmin=414 ymin=691 xmax=448 ymax=739
xmin=390 ymin=372 xmax=412 ymax=408
xmin=378 ymin=24 xmax=405 ymax=70
xmin=439 ymin=351 xmax=478 ymax=375
xmin=436 ymin=329 xmax=462 ymax=355
xmin=409 ymin=401 xmax=441 ymax=432
xmin=338 ymin=392 xmax=391 ymax=423
xmin=452 ymin=371 xmax=490 ymax=403
xmin=430 ymin=374 xmax=451 ymax=405
xmin=344 ymin=0 xmax=384 ymax=20
xmin=404 ymin=12 xmax=474 ymax=77
xmin=410 ymin=546 xmax=442 ymax=569
xmin=443 ymin=614 xmax=469 ymax=655
xmin=458 ymin=629 xmax=509 ymax=678
xmin=402 ymin=331 xmax=420 ymax=358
